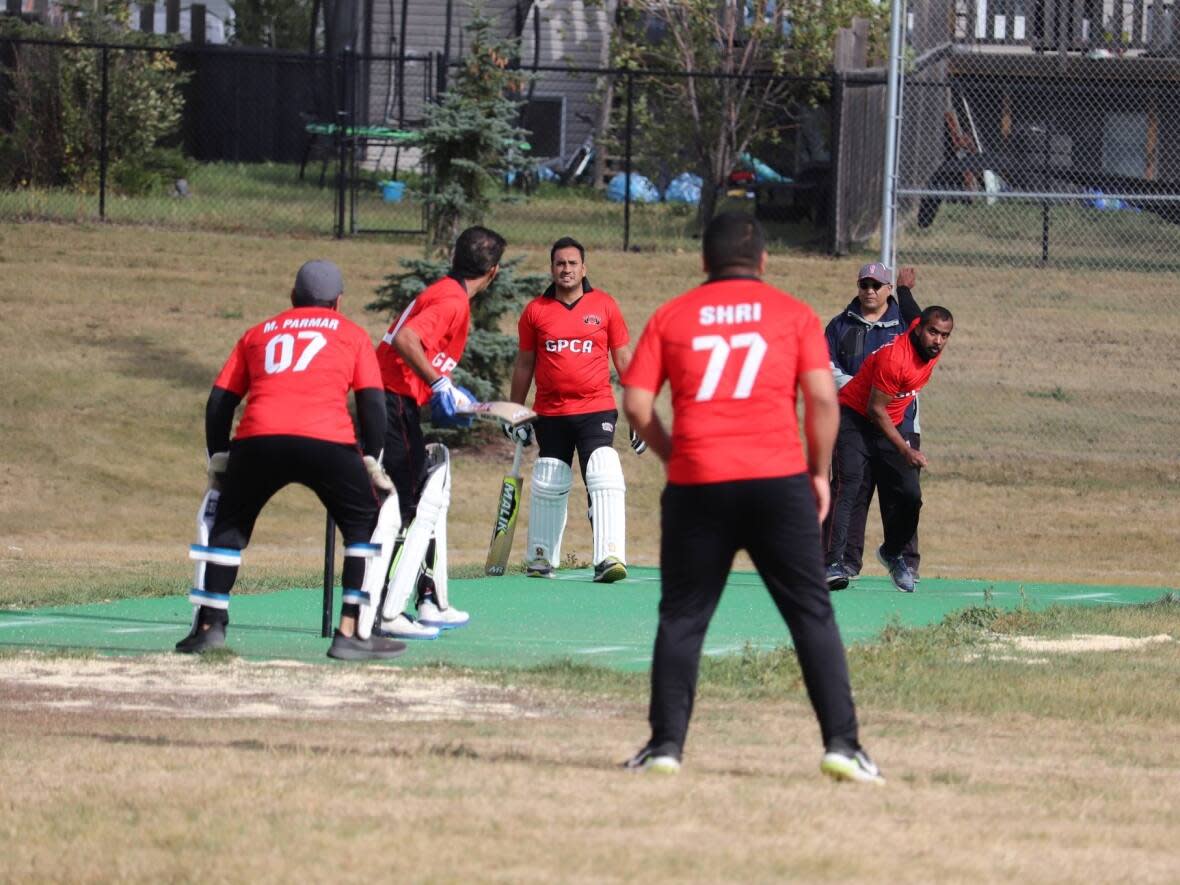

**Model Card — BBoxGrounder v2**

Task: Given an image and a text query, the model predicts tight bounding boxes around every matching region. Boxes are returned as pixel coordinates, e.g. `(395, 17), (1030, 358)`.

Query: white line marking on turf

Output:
(0, 618), (65, 630)
(1053, 593), (1115, 601)
(574, 646), (629, 655)
(108, 626), (181, 634)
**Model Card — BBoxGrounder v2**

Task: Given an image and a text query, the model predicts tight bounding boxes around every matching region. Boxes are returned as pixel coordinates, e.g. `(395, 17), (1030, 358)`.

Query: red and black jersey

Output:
(518, 288), (629, 416)
(213, 306), (382, 445)
(376, 276), (471, 406)
(839, 318), (941, 425)
(622, 277), (829, 485)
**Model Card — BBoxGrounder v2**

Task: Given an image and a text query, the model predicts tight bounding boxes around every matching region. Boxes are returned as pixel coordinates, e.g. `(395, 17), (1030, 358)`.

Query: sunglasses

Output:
(858, 279), (888, 291)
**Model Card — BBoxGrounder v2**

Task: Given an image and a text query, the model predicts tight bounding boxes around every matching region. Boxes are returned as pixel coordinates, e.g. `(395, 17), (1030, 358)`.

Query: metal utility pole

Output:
(880, 0), (905, 264)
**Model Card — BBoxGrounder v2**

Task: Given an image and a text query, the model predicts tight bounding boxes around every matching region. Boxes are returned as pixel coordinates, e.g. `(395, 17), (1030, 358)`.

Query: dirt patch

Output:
(967, 632), (1174, 663)
(0, 652), (545, 722)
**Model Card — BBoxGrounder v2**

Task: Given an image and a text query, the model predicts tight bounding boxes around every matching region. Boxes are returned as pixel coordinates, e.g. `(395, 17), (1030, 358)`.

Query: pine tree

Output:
(415, 7), (530, 250)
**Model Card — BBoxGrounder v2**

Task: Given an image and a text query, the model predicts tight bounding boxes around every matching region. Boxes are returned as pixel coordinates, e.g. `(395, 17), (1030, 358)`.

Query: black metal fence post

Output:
(322, 514), (335, 637)
(99, 45), (109, 220)
(333, 50), (349, 238)
(623, 71), (633, 252)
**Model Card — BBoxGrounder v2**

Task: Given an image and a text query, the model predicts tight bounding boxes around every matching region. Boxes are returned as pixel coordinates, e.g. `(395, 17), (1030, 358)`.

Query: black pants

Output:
(535, 408), (617, 480)
(383, 392), (428, 524)
(840, 432), (921, 576)
(825, 407), (922, 565)
(650, 475), (861, 754)
(206, 435), (379, 596)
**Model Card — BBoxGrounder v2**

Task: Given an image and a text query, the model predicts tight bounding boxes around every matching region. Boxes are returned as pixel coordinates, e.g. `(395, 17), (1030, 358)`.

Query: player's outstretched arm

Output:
(798, 368), (839, 522)
(623, 387), (670, 463)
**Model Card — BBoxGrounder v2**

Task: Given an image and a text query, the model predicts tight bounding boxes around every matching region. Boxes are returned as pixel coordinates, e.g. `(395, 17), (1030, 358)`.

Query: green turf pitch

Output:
(0, 567), (1171, 670)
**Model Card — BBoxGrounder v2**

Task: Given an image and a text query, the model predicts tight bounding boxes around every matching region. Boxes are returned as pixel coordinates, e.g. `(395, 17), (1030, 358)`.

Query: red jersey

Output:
(839, 318), (941, 425)
(622, 277), (830, 485)
(376, 276), (471, 405)
(213, 306), (382, 445)
(518, 288), (629, 416)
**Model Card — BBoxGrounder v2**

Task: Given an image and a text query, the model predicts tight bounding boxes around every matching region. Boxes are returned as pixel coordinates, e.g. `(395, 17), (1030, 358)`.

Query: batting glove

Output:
(429, 377), (476, 429)
(629, 429), (647, 455)
(503, 421), (534, 446)
(363, 454), (394, 493)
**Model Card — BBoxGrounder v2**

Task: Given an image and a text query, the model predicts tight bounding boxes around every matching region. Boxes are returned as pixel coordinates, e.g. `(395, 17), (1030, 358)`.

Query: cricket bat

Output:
(459, 400), (537, 430)
(484, 439), (525, 576)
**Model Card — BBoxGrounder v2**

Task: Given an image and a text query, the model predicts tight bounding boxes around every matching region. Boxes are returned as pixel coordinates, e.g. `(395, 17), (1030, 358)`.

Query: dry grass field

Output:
(1, 221), (1179, 883)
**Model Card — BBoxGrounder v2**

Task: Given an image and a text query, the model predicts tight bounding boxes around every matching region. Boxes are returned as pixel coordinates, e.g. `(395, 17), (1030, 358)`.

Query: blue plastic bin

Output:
(381, 180), (406, 202)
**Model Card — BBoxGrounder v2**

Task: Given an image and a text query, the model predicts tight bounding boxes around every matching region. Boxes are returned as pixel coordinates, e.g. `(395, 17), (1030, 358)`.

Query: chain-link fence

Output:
(895, 2), (1180, 271)
(888, 0), (1180, 575)
(0, 34), (837, 251)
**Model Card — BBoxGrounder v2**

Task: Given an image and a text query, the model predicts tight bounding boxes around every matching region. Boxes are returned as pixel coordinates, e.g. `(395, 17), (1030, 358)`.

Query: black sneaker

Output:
(622, 742), (681, 774)
(327, 630), (407, 661)
(825, 562), (849, 591)
(593, 556), (627, 584)
(876, 545), (916, 593)
(175, 620), (226, 654)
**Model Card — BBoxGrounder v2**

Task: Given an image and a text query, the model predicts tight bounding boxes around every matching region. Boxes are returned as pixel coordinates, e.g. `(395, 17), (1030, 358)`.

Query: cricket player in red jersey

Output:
(177, 260), (405, 661)
(621, 213), (883, 783)
(508, 236), (642, 583)
(829, 306), (953, 592)
(374, 226), (506, 638)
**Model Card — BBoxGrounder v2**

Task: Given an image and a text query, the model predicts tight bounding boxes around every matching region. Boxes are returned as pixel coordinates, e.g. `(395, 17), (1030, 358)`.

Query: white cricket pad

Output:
(380, 444), (451, 624)
(586, 446), (626, 567)
(526, 457), (571, 569)
(355, 490), (402, 640)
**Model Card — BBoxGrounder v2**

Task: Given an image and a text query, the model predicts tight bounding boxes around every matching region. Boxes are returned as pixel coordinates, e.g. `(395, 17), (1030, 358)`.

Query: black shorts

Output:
(210, 435), (379, 550)
(535, 408), (617, 477)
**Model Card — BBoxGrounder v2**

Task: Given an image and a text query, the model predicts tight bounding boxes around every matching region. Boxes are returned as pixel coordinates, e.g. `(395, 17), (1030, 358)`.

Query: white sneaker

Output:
(378, 612), (440, 640)
(820, 747), (885, 785)
(417, 597), (469, 630)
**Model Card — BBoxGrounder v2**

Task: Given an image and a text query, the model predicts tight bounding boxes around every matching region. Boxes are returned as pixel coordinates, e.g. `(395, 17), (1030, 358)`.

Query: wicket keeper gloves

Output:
(363, 454), (394, 493)
(429, 376), (476, 429)
(207, 451), (230, 490)
(629, 429), (647, 455)
(503, 421), (534, 446)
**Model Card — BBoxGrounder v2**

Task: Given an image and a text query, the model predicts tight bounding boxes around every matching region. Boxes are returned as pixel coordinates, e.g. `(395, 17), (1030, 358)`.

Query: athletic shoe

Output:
(593, 556), (627, 584)
(175, 620), (226, 654)
(876, 545), (916, 593)
(326, 630), (407, 661)
(825, 562), (849, 591)
(377, 612), (440, 640)
(525, 559), (555, 578)
(417, 594), (469, 630)
(622, 743), (681, 774)
(843, 562), (861, 581)
(821, 745), (885, 785)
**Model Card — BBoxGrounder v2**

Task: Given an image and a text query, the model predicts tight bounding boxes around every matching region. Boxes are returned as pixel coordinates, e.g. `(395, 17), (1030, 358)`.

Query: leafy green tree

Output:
(611, 0), (888, 224)
(228, 0), (316, 50)
(0, 2), (188, 193)
(411, 6), (530, 250)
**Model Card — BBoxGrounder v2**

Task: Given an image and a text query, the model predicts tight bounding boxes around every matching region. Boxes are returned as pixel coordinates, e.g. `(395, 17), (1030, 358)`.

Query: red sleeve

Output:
(352, 328), (383, 391)
(606, 296), (630, 350)
(407, 299), (464, 351)
(212, 334), (250, 396)
(796, 309), (829, 374)
(517, 301), (537, 353)
(621, 311), (664, 394)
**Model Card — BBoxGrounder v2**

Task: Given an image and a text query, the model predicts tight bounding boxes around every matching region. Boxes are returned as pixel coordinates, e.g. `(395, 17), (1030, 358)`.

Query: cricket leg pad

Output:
(586, 446), (626, 568)
(351, 490), (401, 640)
(381, 445), (450, 624)
(527, 457), (571, 570)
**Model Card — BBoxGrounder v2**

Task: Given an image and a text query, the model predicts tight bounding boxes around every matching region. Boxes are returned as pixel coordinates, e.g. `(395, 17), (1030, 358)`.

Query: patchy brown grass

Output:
(1, 651), (1178, 883)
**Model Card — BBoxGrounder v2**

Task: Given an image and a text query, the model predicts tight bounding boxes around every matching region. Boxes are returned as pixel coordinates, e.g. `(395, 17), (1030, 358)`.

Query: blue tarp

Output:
(605, 172), (661, 203)
(664, 172), (703, 204)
